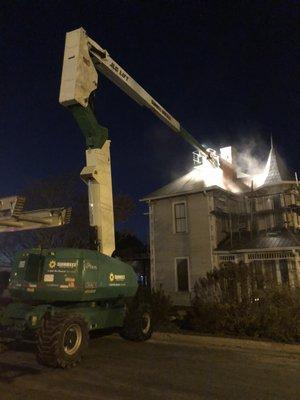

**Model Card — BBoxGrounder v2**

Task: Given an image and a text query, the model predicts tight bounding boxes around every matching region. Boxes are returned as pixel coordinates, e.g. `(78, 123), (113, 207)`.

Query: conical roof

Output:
(263, 143), (293, 186)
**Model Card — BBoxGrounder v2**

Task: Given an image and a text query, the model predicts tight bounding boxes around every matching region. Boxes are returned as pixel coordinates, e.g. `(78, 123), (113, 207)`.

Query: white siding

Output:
(150, 192), (212, 305)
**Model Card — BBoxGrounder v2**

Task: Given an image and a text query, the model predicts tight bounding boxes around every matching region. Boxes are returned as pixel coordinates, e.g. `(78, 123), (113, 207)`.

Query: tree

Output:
(114, 194), (135, 223)
(115, 231), (147, 260)
(0, 173), (136, 264)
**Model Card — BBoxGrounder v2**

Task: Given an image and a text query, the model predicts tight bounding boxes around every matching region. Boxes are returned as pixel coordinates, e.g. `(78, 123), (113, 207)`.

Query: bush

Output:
(133, 285), (174, 329)
(254, 289), (300, 342)
(188, 287), (300, 342)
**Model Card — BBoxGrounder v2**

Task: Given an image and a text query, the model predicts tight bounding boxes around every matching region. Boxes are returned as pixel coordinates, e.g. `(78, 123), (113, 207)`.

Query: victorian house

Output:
(142, 143), (299, 305)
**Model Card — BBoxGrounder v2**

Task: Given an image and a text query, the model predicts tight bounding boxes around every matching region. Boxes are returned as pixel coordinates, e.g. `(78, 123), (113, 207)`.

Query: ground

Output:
(0, 332), (300, 400)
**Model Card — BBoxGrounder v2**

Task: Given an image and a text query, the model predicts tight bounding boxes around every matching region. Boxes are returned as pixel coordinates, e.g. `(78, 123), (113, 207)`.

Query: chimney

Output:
(220, 146), (238, 167)
(219, 146), (238, 182)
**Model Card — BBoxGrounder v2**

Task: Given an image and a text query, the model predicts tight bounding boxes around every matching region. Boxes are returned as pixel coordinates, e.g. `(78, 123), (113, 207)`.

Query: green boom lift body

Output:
(0, 248), (151, 368)
(1, 248), (137, 336)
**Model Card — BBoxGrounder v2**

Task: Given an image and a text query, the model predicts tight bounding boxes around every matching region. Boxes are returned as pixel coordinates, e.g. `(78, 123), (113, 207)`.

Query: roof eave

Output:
(255, 180), (297, 190)
(140, 185), (229, 202)
(214, 246), (300, 254)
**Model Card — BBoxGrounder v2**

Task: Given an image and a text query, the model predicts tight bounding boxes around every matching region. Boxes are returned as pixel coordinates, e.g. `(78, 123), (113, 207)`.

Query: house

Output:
(141, 143), (300, 305)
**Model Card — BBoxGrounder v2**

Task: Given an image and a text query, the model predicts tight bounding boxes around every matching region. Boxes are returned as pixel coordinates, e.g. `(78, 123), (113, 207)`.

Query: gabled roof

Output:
(141, 159), (248, 201)
(141, 170), (215, 201)
(262, 143), (293, 186)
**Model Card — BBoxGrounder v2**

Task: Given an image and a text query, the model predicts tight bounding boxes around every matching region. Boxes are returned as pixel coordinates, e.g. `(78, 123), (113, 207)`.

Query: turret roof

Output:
(262, 143), (293, 186)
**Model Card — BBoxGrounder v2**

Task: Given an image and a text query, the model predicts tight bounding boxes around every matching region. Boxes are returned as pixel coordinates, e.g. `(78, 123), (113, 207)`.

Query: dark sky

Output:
(2, 1), (299, 241)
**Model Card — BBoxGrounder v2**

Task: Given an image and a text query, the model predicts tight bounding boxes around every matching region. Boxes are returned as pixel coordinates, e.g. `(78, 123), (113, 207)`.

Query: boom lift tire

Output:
(36, 311), (89, 368)
(120, 303), (153, 342)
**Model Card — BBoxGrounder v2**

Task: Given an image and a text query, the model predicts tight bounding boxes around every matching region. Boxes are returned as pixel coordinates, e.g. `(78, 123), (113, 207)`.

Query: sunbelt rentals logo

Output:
(109, 273), (126, 282)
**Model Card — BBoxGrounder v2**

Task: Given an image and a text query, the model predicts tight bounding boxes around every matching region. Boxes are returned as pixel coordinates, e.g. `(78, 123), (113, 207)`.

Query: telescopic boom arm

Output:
(59, 28), (218, 167)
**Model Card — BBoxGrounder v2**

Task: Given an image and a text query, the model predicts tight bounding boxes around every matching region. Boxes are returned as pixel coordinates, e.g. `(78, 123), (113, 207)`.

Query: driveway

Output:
(0, 332), (299, 400)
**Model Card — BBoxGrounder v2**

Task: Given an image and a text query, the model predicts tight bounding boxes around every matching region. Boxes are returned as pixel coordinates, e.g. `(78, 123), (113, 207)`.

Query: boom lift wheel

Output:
(120, 303), (153, 342)
(37, 311), (89, 368)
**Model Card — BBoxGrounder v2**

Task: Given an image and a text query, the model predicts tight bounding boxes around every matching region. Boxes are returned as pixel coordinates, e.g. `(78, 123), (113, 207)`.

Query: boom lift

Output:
(59, 27), (219, 257)
(0, 27), (217, 369)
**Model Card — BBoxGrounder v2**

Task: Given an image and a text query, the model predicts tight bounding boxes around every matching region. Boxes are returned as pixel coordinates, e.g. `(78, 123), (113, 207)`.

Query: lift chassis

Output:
(0, 248), (152, 368)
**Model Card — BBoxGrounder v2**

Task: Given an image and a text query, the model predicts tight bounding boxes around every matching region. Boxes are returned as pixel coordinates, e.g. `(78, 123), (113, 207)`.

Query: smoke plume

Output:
(235, 137), (269, 187)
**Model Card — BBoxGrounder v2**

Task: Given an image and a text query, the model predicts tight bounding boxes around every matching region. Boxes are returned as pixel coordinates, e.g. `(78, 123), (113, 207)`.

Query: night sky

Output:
(2, 1), (299, 241)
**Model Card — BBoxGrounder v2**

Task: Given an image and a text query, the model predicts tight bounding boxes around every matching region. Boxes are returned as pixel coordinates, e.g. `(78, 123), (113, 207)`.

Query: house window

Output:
(279, 259), (289, 285)
(273, 194), (284, 228)
(174, 202), (187, 233)
(273, 194), (282, 209)
(175, 258), (189, 292)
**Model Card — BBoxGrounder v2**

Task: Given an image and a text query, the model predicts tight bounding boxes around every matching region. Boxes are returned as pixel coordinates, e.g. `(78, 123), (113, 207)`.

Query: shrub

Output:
(133, 285), (174, 329)
(254, 288), (300, 342)
(188, 286), (300, 342)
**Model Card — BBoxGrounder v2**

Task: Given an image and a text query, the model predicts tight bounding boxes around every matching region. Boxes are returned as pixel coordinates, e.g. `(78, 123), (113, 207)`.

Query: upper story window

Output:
(173, 202), (188, 233)
(273, 194), (282, 209)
